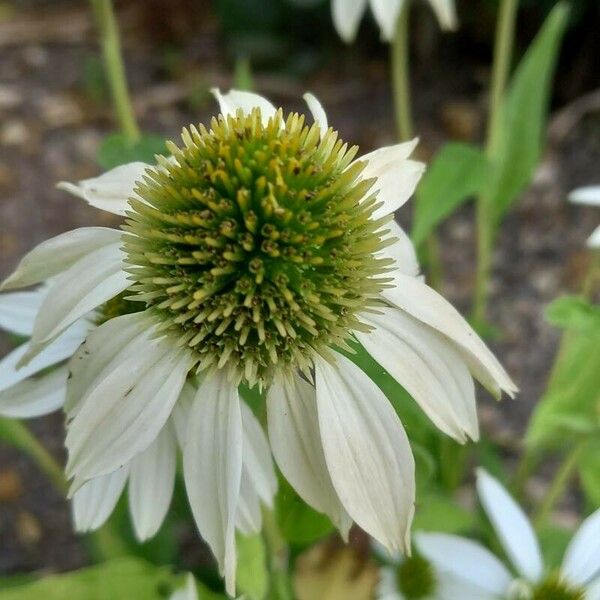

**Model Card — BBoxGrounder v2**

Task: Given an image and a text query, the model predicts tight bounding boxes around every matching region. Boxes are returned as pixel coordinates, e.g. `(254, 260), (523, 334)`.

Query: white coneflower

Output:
(1, 89), (515, 596)
(569, 186), (600, 248)
(417, 469), (600, 600)
(332, 0), (458, 43)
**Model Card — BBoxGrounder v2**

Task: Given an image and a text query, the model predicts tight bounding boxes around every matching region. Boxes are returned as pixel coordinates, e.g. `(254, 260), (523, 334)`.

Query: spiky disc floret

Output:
(123, 108), (392, 386)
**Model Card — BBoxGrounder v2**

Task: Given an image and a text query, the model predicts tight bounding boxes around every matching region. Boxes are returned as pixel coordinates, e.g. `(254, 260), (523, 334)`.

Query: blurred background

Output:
(0, 0), (598, 582)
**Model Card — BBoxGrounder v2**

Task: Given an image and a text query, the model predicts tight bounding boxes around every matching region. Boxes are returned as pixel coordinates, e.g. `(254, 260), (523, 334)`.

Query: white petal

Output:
(0, 227), (121, 291)
(331, 0), (368, 42)
(569, 186), (600, 207)
(357, 141), (425, 219)
(587, 577), (600, 600)
(128, 423), (177, 541)
(370, 0), (405, 41)
(437, 575), (501, 600)
(476, 469), (543, 582)
(267, 373), (352, 538)
(240, 402), (277, 507)
(66, 314), (190, 480)
(236, 471), (263, 535)
(377, 220), (420, 278)
(0, 319), (90, 393)
(561, 507), (600, 587)
(0, 366), (67, 418)
(416, 532), (512, 595)
(171, 381), (196, 448)
(57, 162), (150, 216)
(357, 307), (478, 442)
(170, 574), (198, 600)
(183, 372), (243, 597)
(28, 242), (129, 349)
(382, 272), (517, 399)
(427, 0), (458, 31)
(376, 567), (402, 599)
(315, 353), (415, 553)
(211, 88), (276, 126)
(0, 288), (45, 336)
(587, 225), (600, 249)
(72, 467), (128, 532)
(303, 93), (328, 132)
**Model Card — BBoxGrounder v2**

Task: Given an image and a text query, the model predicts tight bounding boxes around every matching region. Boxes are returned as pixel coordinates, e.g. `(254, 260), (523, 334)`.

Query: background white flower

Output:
(169, 573), (198, 600)
(417, 469), (600, 599)
(332, 0), (458, 43)
(569, 186), (600, 248)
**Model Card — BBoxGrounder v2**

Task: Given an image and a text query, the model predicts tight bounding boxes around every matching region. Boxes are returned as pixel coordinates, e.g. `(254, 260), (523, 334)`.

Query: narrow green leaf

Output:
(578, 440), (600, 508)
(411, 143), (491, 247)
(487, 3), (570, 223)
(236, 533), (268, 600)
(545, 295), (600, 333)
(97, 133), (166, 169)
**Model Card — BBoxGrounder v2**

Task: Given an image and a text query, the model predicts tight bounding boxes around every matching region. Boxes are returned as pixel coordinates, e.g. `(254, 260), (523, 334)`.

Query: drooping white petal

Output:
(0, 227), (121, 291)
(569, 186), (600, 207)
(57, 162), (150, 216)
(240, 402), (277, 507)
(357, 140), (425, 220)
(236, 471), (263, 535)
(416, 532), (512, 595)
(587, 225), (600, 249)
(28, 243), (129, 349)
(331, 0), (368, 42)
(561, 507), (600, 587)
(382, 271), (517, 399)
(66, 314), (191, 480)
(587, 577), (600, 600)
(183, 372), (243, 597)
(128, 422), (177, 542)
(0, 319), (90, 393)
(211, 88), (277, 126)
(267, 374), (352, 538)
(303, 93), (328, 132)
(72, 467), (128, 532)
(476, 469), (543, 583)
(370, 0), (405, 41)
(0, 288), (45, 336)
(0, 366), (67, 418)
(357, 307), (478, 442)
(315, 353), (415, 553)
(437, 575), (501, 600)
(170, 574), (199, 600)
(377, 220), (420, 279)
(171, 381), (196, 447)
(427, 0), (458, 31)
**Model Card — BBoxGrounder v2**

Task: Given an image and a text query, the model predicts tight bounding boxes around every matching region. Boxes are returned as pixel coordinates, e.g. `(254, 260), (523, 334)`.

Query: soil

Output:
(0, 0), (598, 577)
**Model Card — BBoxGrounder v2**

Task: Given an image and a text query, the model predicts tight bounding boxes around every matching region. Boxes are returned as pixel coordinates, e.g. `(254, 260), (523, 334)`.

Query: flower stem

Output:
(533, 440), (586, 529)
(90, 0), (140, 142)
(473, 0), (518, 326)
(262, 509), (293, 600)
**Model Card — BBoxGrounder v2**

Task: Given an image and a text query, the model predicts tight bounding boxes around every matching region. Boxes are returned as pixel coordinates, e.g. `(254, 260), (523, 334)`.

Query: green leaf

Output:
(275, 477), (333, 545)
(411, 143), (491, 247)
(236, 533), (268, 600)
(486, 3), (570, 223)
(0, 558), (190, 600)
(545, 295), (600, 333)
(97, 133), (166, 170)
(412, 494), (476, 534)
(538, 525), (572, 570)
(579, 440), (600, 508)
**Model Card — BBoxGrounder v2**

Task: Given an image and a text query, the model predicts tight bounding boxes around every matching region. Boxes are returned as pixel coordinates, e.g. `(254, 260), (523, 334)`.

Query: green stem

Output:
(473, 0), (518, 326)
(262, 509), (293, 600)
(91, 0), (140, 142)
(533, 441), (586, 529)
(391, 3), (413, 142)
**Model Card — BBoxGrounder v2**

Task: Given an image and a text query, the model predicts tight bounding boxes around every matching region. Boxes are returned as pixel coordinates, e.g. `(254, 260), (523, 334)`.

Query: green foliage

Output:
(537, 526), (572, 570)
(236, 534), (268, 600)
(486, 3), (570, 225)
(0, 558), (198, 600)
(275, 477), (334, 545)
(412, 494), (477, 535)
(411, 143), (491, 247)
(97, 133), (166, 170)
(578, 441), (600, 508)
(545, 296), (600, 333)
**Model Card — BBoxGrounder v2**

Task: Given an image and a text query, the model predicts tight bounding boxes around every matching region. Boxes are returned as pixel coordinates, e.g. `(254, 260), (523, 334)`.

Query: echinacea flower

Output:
(417, 469), (600, 600)
(1, 89), (515, 596)
(569, 186), (600, 248)
(332, 0), (458, 43)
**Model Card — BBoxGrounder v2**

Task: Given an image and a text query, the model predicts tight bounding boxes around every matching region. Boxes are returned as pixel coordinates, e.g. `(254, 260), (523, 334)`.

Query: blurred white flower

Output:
(569, 186), (600, 248)
(417, 469), (600, 599)
(1, 89), (514, 596)
(170, 574), (198, 600)
(332, 0), (458, 43)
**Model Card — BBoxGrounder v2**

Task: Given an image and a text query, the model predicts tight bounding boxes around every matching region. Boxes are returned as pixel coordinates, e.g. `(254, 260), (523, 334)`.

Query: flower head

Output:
(569, 186), (600, 249)
(416, 469), (600, 600)
(1, 89), (515, 597)
(332, 0), (458, 43)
